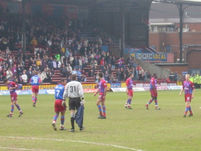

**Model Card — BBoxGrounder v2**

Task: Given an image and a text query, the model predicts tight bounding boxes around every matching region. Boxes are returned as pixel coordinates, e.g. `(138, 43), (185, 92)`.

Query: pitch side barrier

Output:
(0, 82), (182, 96)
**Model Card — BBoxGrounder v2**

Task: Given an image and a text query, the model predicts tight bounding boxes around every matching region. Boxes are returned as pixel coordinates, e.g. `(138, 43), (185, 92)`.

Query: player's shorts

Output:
(127, 89), (133, 97)
(69, 97), (81, 110)
(185, 94), (192, 102)
(150, 89), (157, 98)
(98, 94), (106, 101)
(10, 93), (17, 102)
(32, 85), (39, 94)
(54, 99), (66, 112)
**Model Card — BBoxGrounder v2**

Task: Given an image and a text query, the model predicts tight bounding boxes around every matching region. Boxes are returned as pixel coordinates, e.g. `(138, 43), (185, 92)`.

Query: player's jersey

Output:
(63, 81), (84, 98)
(98, 79), (107, 95)
(183, 80), (194, 95)
(150, 77), (157, 90)
(126, 78), (133, 90)
(30, 75), (41, 86)
(55, 84), (65, 100)
(8, 81), (17, 94)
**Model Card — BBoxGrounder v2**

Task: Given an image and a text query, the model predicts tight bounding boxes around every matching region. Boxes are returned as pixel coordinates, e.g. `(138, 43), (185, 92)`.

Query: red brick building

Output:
(149, 2), (201, 72)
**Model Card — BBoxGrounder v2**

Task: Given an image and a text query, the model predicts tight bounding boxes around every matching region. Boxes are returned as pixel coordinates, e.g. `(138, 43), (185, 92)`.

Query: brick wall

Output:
(158, 65), (189, 75)
(157, 49), (201, 75)
(149, 32), (201, 60)
(187, 50), (201, 69)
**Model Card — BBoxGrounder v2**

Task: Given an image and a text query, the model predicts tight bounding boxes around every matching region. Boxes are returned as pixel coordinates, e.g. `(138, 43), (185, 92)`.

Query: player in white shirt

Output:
(63, 74), (84, 132)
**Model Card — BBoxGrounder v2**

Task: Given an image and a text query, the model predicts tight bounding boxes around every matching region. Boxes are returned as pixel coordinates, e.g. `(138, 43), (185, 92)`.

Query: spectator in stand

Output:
(0, 12), (151, 84)
(104, 71), (110, 83)
(116, 68), (121, 82)
(66, 64), (72, 75)
(60, 64), (68, 78)
(52, 59), (57, 69)
(27, 67), (33, 81)
(21, 70), (28, 84)
(6, 68), (13, 80)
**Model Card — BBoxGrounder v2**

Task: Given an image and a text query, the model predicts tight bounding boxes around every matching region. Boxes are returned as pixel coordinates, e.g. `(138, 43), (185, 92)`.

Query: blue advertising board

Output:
(110, 83), (121, 88)
(135, 53), (167, 62)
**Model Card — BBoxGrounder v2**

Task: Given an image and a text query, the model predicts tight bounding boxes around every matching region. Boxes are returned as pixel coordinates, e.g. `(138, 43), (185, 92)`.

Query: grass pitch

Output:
(0, 90), (201, 151)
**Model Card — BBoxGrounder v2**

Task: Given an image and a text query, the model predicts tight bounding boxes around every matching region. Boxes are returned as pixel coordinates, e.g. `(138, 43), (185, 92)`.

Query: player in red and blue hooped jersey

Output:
(94, 73), (107, 119)
(146, 74), (160, 110)
(6, 79), (23, 117)
(30, 71), (41, 107)
(180, 74), (195, 117)
(52, 79), (66, 131)
(125, 73), (134, 109)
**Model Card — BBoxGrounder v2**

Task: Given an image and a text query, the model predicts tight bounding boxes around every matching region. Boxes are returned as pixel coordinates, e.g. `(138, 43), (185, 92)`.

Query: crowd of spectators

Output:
(0, 11), (149, 84)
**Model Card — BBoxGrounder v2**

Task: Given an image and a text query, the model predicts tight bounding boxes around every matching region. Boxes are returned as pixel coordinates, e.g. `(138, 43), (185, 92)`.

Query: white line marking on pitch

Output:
(0, 136), (143, 151)
(0, 146), (50, 151)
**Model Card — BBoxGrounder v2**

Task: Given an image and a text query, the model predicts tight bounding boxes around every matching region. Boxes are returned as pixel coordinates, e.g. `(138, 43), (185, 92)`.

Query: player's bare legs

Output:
(96, 96), (106, 119)
(52, 111), (66, 131)
(146, 96), (160, 110)
(125, 94), (132, 109)
(184, 101), (193, 117)
(32, 93), (38, 107)
(7, 101), (14, 117)
(7, 99), (23, 117)
(14, 100), (23, 117)
(96, 98), (102, 117)
(52, 112), (59, 131)
(101, 100), (106, 118)
(154, 97), (160, 110)
(146, 97), (153, 110)
(60, 111), (65, 130)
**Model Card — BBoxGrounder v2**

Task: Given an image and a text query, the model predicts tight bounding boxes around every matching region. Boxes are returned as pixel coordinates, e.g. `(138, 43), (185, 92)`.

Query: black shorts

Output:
(69, 97), (81, 110)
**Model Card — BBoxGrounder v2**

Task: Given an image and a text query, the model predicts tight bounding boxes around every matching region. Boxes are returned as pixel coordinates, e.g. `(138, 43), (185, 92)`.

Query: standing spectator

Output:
(21, 70), (28, 84)
(6, 68), (13, 80)
(53, 59), (57, 69)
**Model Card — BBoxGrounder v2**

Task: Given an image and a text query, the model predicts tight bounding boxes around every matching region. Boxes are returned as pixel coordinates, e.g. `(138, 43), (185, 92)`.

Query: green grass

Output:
(0, 90), (201, 151)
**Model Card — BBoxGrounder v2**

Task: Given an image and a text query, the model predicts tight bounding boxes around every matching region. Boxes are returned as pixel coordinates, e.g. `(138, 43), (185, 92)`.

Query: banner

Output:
(0, 86), (7, 91)
(110, 83), (121, 88)
(82, 83), (111, 91)
(124, 48), (142, 55)
(0, 82), (181, 96)
(23, 85), (56, 90)
(135, 53), (167, 62)
(111, 85), (181, 92)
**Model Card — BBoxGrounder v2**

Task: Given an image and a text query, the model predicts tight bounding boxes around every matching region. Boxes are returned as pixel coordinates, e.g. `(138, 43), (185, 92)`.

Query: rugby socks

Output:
(97, 105), (102, 116)
(35, 97), (37, 104)
(102, 105), (106, 117)
(53, 114), (59, 122)
(61, 115), (65, 125)
(32, 96), (37, 104)
(32, 96), (35, 103)
(127, 99), (131, 105)
(189, 106), (193, 115)
(10, 105), (14, 113)
(148, 99), (153, 105)
(184, 106), (189, 115)
(154, 100), (158, 105)
(15, 104), (21, 112)
(71, 117), (75, 129)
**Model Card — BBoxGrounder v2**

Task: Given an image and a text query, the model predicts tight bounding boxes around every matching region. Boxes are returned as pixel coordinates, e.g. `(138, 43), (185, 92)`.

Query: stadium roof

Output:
(150, 2), (201, 18)
(154, 0), (201, 5)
